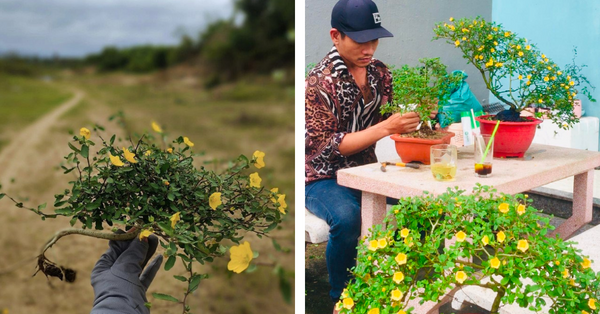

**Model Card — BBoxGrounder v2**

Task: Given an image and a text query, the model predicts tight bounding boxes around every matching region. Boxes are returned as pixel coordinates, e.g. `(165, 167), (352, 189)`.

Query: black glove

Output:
(90, 231), (163, 314)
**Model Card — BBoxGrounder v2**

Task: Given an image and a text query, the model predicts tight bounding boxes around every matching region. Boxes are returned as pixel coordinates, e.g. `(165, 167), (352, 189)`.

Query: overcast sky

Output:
(0, 0), (233, 57)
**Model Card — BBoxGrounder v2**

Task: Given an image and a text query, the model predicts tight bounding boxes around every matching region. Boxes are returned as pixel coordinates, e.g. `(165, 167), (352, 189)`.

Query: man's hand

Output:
(90, 231), (163, 314)
(383, 112), (421, 135)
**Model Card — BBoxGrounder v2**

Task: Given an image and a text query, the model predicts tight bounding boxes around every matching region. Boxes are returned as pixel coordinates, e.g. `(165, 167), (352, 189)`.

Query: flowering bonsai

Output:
(380, 57), (462, 139)
(433, 17), (596, 128)
(0, 121), (287, 313)
(337, 185), (600, 314)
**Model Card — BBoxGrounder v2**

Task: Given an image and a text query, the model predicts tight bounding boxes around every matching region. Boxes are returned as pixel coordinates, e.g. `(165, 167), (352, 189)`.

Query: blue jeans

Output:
(305, 179), (362, 302)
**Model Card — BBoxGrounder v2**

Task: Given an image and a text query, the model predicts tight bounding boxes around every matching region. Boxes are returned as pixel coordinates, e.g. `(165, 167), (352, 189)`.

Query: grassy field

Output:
(0, 67), (295, 314)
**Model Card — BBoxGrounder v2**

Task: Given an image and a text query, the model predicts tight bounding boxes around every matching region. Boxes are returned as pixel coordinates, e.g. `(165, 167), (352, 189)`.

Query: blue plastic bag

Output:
(437, 70), (483, 128)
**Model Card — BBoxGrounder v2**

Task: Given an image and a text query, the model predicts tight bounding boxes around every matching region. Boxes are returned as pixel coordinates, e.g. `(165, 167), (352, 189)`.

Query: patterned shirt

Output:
(305, 47), (393, 184)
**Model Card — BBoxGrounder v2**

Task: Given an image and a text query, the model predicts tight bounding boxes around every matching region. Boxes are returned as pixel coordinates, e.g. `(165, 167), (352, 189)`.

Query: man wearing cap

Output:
(305, 0), (421, 311)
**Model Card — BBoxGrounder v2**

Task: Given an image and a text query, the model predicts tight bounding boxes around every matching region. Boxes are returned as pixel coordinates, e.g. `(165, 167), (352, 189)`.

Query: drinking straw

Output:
(481, 120), (501, 163)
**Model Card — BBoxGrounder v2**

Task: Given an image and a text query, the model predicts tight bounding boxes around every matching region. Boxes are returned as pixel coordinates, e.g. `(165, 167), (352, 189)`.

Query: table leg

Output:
(549, 169), (594, 239)
(360, 192), (387, 238)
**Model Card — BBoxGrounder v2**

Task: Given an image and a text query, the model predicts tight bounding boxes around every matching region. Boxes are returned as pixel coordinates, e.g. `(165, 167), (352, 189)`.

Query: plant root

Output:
(34, 255), (77, 283)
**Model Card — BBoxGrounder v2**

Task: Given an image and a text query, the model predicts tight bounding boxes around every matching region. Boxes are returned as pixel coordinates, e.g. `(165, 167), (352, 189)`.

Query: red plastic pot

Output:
(476, 115), (542, 158)
(390, 132), (455, 165)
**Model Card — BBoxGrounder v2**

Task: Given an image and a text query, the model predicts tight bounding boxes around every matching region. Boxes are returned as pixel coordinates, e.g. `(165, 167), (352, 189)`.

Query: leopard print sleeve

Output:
(305, 71), (346, 183)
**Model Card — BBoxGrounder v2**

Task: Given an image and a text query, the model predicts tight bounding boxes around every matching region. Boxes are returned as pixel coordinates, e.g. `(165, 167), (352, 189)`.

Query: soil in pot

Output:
(390, 126), (455, 165)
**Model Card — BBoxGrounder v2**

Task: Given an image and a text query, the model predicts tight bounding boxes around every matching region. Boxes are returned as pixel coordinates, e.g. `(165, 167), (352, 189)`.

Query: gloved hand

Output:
(90, 230), (163, 314)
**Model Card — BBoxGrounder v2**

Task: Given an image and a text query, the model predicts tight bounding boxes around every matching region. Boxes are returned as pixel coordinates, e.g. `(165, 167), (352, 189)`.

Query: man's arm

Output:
(338, 112), (420, 156)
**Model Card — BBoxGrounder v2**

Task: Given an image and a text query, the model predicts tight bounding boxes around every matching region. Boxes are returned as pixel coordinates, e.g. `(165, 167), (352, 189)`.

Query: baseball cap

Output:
(331, 0), (393, 43)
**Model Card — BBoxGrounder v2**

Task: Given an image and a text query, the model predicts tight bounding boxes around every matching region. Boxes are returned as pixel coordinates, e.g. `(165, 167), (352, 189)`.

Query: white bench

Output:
(305, 208), (330, 243)
(451, 224), (600, 313)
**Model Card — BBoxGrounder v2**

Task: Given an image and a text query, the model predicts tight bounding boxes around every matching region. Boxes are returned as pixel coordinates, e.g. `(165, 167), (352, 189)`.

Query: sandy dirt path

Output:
(0, 89), (84, 188)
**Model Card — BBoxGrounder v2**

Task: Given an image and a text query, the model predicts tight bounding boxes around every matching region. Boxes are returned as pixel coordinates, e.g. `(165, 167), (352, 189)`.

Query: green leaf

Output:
(167, 193), (175, 201)
(68, 142), (80, 153)
(81, 145), (89, 158)
(0, 193), (4, 200)
(151, 293), (179, 303)
(278, 269), (292, 304)
(188, 274), (202, 293)
(173, 275), (187, 282)
(55, 208), (74, 215)
(164, 255), (176, 271)
(109, 135), (116, 145)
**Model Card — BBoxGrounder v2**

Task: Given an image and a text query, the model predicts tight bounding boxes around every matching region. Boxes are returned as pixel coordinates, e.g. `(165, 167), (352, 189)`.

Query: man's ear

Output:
(330, 28), (341, 45)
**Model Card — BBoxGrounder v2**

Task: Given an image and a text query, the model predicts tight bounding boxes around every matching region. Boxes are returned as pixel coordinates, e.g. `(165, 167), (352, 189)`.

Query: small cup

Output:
(474, 134), (493, 177)
(430, 144), (457, 181)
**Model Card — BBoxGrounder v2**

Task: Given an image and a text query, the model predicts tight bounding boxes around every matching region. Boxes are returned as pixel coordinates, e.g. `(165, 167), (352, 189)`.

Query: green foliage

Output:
(433, 17), (596, 127)
(200, 0), (294, 80)
(339, 185), (600, 314)
(380, 58), (462, 122)
(86, 45), (174, 73)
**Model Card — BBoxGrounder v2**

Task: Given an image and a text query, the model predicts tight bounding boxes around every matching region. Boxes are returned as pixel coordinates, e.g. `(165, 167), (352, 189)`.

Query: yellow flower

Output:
(249, 172), (261, 188)
(335, 302), (342, 311)
(395, 253), (407, 265)
(449, 25), (455, 31)
(570, 81), (575, 86)
(183, 136), (194, 147)
(490, 257), (500, 269)
(378, 238), (387, 249)
(368, 240), (379, 251)
(455, 40), (460, 47)
(487, 34), (493, 40)
(517, 239), (529, 252)
(498, 203), (509, 213)
(253, 150), (266, 169)
(80, 127), (91, 139)
(493, 41), (498, 46)
(526, 81), (531, 85)
(123, 147), (138, 163)
(276, 194), (287, 214)
(164, 180), (169, 186)
(557, 71), (563, 75)
(495, 62), (503, 67)
(462, 36), (467, 41)
(462, 28), (469, 33)
(391, 289), (403, 301)
(490, 48), (495, 53)
(151, 121), (163, 133)
(449, 17), (454, 21)
(400, 228), (410, 238)
(516, 45), (521, 49)
(404, 236), (413, 247)
(538, 99), (543, 104)
(527, 74), (532, 79)
(562, 268), (569, 278)
(582, 258), (591, 269)
(526, 45), (531, 50)
(393, 271), (405, 283)
(455, 270), (467, 284)
(139, 229), (152, 241)
(497, 231), (506, 243)
(109, 153), (124, 167)
(482, 235), (489, 246)
(589, 298), (597, 310)
(544, 76), (549, 82)
(209, 192), (222, 210)
(170, 212), (180, 228)
(555, 260), (561, 266)
(583, 311), (589, 314)
(367, 308), (380, 314)
(456, 231), (467, 242)
(485, 58), (494, 67)
(342, 297), (354, 309)
(167, 147), (173, 153)
(398, 311), (406, 314)
(504, 31), (511, 37)
(145, 150), (152, 156)
(517, 204), (526, 215)
(518, 74), (523, 80)
(227, 241), (253, 273)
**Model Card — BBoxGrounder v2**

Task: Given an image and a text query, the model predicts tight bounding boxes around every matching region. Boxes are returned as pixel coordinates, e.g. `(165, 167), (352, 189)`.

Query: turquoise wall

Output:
(492, 0), (600, 148)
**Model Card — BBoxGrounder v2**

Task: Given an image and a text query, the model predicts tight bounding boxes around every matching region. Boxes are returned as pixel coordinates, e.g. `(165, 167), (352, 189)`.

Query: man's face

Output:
(331, 29), (379, 69)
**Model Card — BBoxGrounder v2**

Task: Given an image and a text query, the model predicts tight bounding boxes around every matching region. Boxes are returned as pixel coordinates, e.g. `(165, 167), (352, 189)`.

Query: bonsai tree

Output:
(433, 16), (596, 128)
(380, 57), (463, 138)
(0, 121), (288, 313)
(337, 185), (600, 314)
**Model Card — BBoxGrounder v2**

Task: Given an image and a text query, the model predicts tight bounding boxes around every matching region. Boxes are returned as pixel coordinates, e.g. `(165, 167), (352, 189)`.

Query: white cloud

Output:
(0, 0), (234, 57)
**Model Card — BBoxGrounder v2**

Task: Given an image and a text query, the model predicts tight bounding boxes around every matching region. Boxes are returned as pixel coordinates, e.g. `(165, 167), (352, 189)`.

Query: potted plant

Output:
(380, 58), (463, 164)
(337, 185), (600, 314)
(433, 17), (596, 158)
(0, 120), (289, 313)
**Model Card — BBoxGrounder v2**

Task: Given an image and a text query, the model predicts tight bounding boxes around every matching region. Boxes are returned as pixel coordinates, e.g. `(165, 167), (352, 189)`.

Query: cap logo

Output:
(373, 12), (381, 24)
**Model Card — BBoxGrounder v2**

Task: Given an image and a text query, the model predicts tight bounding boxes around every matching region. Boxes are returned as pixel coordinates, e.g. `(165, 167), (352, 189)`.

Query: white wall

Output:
(305, 0), (493, 105)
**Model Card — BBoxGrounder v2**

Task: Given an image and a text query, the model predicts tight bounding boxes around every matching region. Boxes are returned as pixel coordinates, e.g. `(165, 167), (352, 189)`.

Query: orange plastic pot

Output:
(476, 115), (542, 158)
(390, 131), (455, 165)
